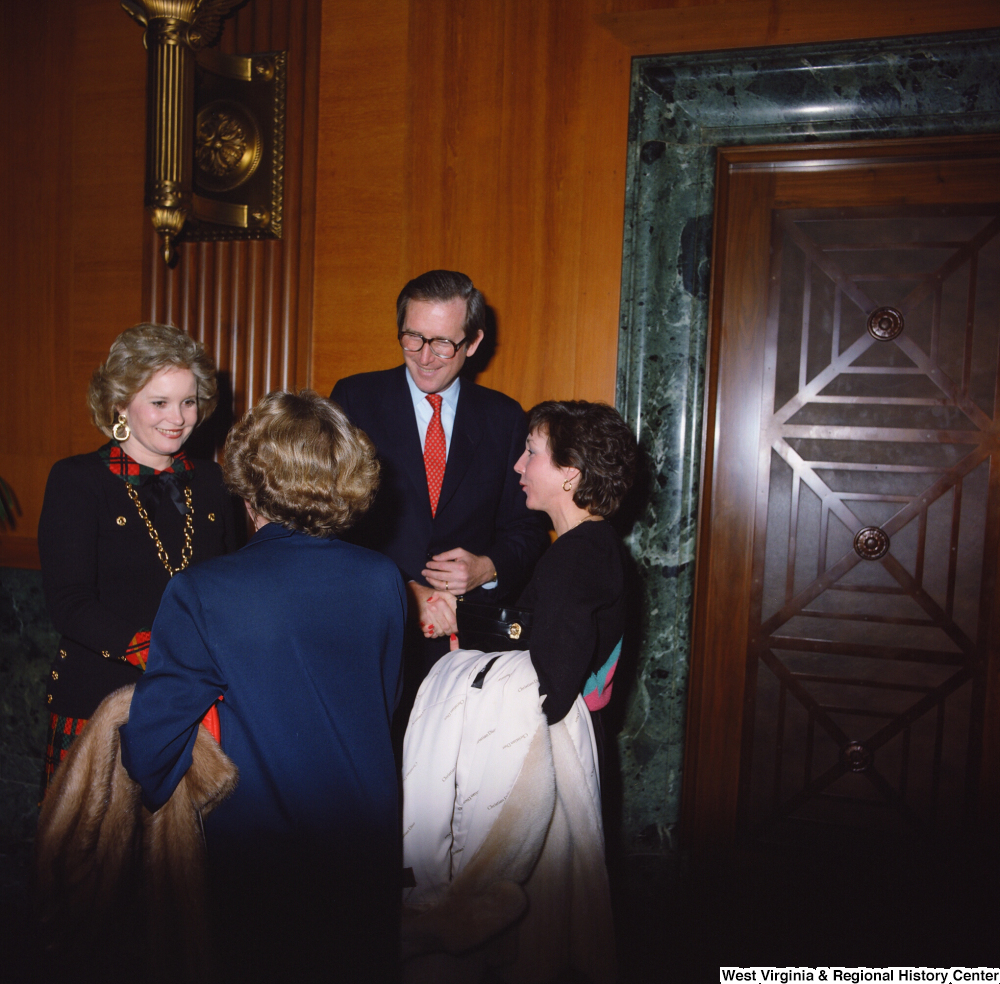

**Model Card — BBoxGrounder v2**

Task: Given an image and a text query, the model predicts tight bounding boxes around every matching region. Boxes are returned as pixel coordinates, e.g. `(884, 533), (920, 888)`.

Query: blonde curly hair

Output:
(87, 324), (218, 435)
(223, 390), (380, 538)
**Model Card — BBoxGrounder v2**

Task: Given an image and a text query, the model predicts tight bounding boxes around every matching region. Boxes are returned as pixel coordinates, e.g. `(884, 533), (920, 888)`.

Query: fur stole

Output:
(35, 685), (239, 982)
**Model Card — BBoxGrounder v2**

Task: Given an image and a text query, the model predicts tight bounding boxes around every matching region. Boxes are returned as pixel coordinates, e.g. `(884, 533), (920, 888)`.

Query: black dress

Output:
(38, 444), (241, 720)
(516, 518), (626, 727)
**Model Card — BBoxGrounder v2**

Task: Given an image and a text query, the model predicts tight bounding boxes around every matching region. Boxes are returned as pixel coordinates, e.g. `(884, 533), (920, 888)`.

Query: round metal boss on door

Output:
(867, 306), (904, 341)
(854, 526), (890, 560)
(842, 740), (873, 773)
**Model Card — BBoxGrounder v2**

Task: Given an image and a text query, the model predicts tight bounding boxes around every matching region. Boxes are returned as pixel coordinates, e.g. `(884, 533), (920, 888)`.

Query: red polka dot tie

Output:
(424, 394), (446, 517)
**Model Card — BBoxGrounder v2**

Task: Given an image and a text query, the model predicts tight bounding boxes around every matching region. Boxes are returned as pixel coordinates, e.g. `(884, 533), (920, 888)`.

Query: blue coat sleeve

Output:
(119, 572), (225, 811)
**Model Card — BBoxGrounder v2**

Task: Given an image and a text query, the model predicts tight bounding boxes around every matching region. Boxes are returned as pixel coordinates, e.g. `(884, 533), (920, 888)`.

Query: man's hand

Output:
(422, 549), (495, 596)
(408, 582), (458, 638)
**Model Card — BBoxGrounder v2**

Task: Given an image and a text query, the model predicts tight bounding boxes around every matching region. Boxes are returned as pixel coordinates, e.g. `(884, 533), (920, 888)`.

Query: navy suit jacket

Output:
(331, 366), (549, 603)
(120, 524), (406, 869)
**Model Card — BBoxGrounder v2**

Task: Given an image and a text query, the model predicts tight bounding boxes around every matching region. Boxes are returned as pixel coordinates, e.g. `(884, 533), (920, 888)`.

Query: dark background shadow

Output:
(183, 372), (237, 461)
(603, 442), (652, 862)
(460, 304), (498, 383)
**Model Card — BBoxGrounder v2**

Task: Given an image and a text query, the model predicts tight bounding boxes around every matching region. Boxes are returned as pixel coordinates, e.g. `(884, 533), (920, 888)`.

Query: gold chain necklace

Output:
(124, 481), (194, 576)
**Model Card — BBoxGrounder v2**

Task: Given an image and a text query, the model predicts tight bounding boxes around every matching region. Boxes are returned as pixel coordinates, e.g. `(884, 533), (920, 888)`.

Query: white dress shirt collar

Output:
(405, 370), (461, 456)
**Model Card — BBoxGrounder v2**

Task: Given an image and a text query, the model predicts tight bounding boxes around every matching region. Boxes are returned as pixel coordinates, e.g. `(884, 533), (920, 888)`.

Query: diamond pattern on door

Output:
(743, 205), (1000, 841)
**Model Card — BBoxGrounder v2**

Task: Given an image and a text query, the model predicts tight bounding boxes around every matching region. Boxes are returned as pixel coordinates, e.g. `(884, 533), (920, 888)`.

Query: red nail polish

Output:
(450, 634), (457, 642)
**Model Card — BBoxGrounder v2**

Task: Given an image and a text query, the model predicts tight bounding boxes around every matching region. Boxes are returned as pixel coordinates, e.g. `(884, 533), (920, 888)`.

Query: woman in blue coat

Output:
(120, 390), (406, 983)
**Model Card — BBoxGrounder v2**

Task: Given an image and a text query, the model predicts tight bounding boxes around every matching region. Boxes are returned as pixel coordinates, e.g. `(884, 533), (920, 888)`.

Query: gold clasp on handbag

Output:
(508, 622), (522, 640)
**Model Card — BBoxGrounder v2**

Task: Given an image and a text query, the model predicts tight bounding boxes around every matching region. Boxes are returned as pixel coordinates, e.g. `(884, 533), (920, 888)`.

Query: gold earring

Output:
(112, 413), (131, 442)
(563, 479), (573, 492)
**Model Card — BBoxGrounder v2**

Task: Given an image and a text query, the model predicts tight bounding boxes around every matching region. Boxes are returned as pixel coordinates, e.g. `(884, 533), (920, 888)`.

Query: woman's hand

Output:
(408, 582), (458, 638)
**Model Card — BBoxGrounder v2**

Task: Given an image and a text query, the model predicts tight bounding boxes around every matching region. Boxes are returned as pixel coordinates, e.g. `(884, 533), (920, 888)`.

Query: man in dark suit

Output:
(331, 270), (549, 676)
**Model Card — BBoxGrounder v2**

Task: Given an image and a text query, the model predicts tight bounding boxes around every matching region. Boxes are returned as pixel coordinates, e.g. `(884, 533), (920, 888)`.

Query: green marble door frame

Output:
(615, 30), (1000, 849)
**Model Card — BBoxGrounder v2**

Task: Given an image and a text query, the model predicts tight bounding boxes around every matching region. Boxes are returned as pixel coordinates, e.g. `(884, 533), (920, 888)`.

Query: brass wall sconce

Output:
(122, 1), (285, 264)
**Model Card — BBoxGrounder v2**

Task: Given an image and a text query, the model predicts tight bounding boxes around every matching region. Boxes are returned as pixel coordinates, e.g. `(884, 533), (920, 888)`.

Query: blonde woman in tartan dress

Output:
(37, 324), (240, 793)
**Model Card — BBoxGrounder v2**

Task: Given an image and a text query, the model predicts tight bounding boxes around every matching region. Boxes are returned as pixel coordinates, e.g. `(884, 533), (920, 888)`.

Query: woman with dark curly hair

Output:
(400, 401), (636, 983)
(119, 390), (407, 984)
(37, 323), (241, 792)
(512, 400), (637, 735)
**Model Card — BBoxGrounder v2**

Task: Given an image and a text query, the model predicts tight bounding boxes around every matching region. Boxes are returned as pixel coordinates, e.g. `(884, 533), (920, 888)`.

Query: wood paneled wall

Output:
(312, 0), (633, 408)
(311, 0), (1000, 411)
(3, 0), (999, 567)
(0, 1), (146, 567)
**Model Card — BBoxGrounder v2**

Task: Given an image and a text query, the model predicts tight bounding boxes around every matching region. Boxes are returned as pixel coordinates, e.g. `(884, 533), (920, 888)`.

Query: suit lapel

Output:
(382, 367), (432, 512)
(436, 380), (481, 516)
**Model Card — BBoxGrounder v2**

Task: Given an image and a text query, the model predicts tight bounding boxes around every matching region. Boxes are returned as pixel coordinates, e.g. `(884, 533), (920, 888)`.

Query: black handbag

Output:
(455, 600), (533, 652)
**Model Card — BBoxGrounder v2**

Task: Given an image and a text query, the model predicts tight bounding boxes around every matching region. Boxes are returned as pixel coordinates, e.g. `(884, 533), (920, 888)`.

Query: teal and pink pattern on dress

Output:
(583, 637), (621, 712)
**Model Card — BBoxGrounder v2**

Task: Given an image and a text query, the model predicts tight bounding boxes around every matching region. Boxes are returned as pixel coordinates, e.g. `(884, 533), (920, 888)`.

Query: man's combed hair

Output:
(224, 390), (380, 538)
(527, 401), (638, 518)
(396, 270), (486, 341)
(87, 323), (218, 435)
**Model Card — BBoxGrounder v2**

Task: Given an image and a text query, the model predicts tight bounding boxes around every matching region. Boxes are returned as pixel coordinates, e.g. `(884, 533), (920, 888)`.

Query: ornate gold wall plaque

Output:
(185, 49), (285, 242)
(122, 1), (285, 262)
(195, 102), (261, 192)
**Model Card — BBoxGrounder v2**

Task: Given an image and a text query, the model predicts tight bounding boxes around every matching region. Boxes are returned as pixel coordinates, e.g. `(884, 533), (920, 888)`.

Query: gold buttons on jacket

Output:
(208, 512), (216, 522)
(102, 650), (110, 659)
(116, 516), (127, 526)
(59, 649), (67, 659)
(47, 694), (53, 704)
(52, 670), (59, 681)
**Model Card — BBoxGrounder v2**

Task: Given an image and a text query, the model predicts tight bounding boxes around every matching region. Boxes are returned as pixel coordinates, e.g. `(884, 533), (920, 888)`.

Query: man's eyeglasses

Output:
(398, 330), (470, 360)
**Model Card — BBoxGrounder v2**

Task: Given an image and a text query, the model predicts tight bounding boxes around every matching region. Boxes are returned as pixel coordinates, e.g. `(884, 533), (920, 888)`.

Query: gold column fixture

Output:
(122, 1), (245, 264)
